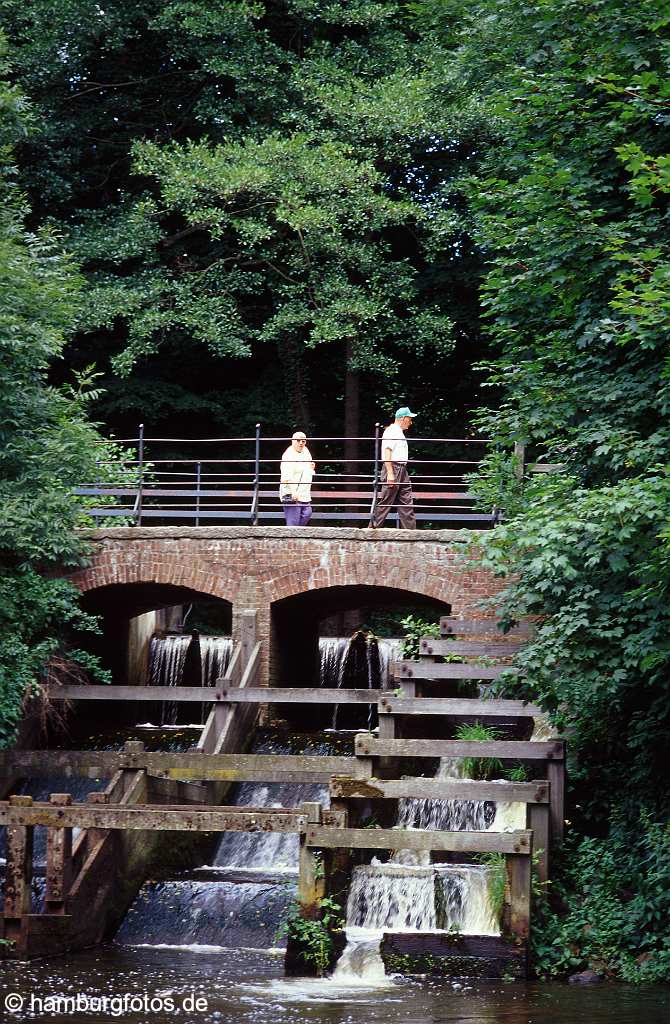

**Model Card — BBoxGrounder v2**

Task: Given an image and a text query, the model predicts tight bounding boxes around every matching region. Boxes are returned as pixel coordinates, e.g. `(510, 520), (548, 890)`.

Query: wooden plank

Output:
(46, 685), (235, 702)
(155, 768), (346, 784)
(205, 687), (383, 704)
(305, 826), (532, 854)
(0, 802), (308, 833)
(391, 662), (518, 680)
(45, 685), (385, 704)
(0, 751), (372, 780)
(378, 697), (543, 718)
(419, 639), (523, 657)
(330, 776), (549, 804)
(355, 735), (565, 762)
(440, 617), (534, 638)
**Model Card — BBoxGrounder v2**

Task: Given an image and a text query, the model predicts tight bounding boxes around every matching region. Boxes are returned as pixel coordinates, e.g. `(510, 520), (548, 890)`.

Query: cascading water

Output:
(199, 635), (233, 687)
(148, 634), (190, 725)
(147, 633), (232, 724)
(116, 731), (334, 951)
(319, 635), (403, 730)
(333, 753), (527, 981)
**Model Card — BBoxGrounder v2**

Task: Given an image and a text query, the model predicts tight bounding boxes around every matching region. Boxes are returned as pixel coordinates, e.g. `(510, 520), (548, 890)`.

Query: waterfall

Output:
(435, 864), (499, 935)
(117, 731), (333, 951)
(333, 756), (515, 980)
(397, 758), (496, 833)
(148, 634), (190, 725)
(377, 638), (404, 689)
(147, 633), (232, 725)
(319, 635), (402, 730)
(200, 635), (233, 687)
(345, 864), (436, 932)
(319, 636), (402, 692)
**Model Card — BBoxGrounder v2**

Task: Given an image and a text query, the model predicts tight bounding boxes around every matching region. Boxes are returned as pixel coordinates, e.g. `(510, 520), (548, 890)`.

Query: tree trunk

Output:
(344, 339), (360, 482)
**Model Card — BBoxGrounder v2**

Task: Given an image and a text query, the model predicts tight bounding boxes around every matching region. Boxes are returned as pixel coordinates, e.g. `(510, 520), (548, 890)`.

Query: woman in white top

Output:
(280, 431), (315, 526)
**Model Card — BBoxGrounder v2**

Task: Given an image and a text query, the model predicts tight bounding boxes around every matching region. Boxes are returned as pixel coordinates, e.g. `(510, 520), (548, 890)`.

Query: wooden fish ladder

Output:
(0, 615), (565, 976)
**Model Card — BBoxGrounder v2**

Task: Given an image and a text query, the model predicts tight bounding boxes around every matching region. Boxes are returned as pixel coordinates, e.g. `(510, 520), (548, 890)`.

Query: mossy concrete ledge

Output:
(381, 932), (527, 979)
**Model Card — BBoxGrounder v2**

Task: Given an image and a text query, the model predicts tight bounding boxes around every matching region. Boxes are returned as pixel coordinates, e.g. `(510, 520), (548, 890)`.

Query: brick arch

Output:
(264, 564), (463, 612)
(69, 558), (237, 604)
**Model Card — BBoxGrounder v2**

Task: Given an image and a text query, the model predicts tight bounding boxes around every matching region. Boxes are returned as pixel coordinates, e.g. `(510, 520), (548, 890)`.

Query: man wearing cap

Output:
(370, 407), (417, 529)
(280, 431), (316, 526)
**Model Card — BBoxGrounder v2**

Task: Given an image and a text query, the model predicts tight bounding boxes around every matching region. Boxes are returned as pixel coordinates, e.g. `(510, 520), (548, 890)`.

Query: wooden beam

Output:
(0, 802), (309, 833)
(391, 662), (517, 680)
(305, 826), (532, 854)
(44, 685), (384, 704)
(378, 697), (543, 718)
(46, 685), (233, 703)
(440, 617), (534, 638)
(355, 735), (565, 762)
(0, 750), (373, 781)
(329, 776), (549, 804)
(419, 639), (523, 657)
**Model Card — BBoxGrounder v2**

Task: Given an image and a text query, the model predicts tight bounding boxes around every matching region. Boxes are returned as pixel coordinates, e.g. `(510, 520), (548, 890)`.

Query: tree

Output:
(1, 1), (482, 440)
(413, 0), (670, 979)
(0, 38), (115, 745)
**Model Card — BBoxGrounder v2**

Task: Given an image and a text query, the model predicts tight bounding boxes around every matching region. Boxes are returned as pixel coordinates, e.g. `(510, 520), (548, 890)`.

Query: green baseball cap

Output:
(395, 406), (418, 418)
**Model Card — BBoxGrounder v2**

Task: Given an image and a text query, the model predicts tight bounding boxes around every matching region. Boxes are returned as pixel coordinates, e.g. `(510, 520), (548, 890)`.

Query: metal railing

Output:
(76, 425), (497, 527)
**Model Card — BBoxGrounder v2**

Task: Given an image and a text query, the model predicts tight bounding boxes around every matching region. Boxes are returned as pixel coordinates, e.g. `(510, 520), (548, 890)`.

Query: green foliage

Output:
(532, 818), (670, 982)
(400, 615), (439, 660)
(474, 852), (506, 920)
(454, 722), (503, 780)
(0, 0), (473, 435)
(281, 896), (344, 976)
(411, 0), (670, 980)
(0, 44), (117, 745)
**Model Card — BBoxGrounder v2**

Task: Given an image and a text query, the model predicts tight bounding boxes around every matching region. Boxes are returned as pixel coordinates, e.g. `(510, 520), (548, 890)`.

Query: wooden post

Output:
(86, 791), (110, 847)
(377, 714), (395, 740)
(45, 794), (73, 914)
(298, 802), (325, 915)
(4, 795), (34, 937)
(547, 751), (565, 844)
(527, 802), (550, 883)
(505, 850), (532, 941)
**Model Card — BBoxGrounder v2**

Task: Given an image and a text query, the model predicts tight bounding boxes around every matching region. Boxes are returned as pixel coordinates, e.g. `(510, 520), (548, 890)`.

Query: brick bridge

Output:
(70, 526), (505, 686)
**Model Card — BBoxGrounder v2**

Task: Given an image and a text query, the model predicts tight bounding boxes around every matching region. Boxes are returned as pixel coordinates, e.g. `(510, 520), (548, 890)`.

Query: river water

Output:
(1, 946), (667, 1023)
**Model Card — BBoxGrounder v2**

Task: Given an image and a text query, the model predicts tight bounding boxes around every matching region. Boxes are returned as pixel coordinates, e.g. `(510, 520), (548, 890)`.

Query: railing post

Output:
(252, 422), (261, 525)
(195, 461), (201, 527)
(368, 422), (381, 525)
(136, 423), (145, 526)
